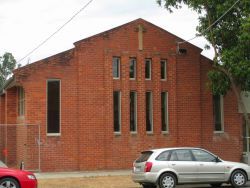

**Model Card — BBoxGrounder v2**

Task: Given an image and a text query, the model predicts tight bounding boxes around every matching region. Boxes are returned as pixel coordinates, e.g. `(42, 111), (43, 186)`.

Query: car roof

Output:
(144, 147), (203, 153)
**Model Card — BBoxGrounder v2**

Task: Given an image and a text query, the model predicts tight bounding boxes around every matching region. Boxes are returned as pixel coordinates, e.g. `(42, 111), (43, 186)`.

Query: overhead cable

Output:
(18, 0), (94, 63)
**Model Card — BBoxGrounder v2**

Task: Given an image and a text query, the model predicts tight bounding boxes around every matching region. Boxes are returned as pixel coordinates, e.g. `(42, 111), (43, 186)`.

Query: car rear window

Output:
(135, 151), (153, 163)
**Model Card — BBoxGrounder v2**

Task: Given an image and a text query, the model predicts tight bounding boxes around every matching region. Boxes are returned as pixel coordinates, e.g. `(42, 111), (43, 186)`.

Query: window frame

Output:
(113, 57), (120, 79)
(145, 59), (152, 80)
(17, 87), (25, 117)
(113, 91), (121, 134)
(213, 95), (224, 133)
(46, 79), (61, 136)
(160, 59), (167, 80)
(191, 149), (218, 162)
(169, 149), (194, 162)
(129, 58), (136, 80)
(161, 92), (169, 133)
(146, 91), (153, 133)
(130, 91), (137, 133)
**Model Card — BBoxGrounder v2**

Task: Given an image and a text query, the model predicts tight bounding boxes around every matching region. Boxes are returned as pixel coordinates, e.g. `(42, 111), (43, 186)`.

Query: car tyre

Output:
(230, 170), (247, 187)
(159, 173), (176, 188)
(142, 183), (157, 188)
(210, 183), (222, 187)
(0, 177), (20, 188)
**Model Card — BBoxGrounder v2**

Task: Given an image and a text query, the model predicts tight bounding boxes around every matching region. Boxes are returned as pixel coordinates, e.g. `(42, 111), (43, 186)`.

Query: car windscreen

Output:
(135, 151), (153, 163)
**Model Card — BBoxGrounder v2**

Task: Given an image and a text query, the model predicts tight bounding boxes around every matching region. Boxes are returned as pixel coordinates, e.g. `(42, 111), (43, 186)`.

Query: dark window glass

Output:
(161, 92), (168, 132)
(136, 151), (153, 163)
(156, 151), (170, 161)
(145, 59), (151, 79)
(129, 58), (136, 79)
(213, 95), (223, 131)
(130, 91), (137, 132)
(113, 91), (121, 132)
(161, 60), (167, 80)
(170, 150), (193, 161)
(18, 87), (25, 116)
(192, 149), (216, 162)
(113, 57), (120, 78)
(146, 91), (153, 132)
(47, 80), (60, 134)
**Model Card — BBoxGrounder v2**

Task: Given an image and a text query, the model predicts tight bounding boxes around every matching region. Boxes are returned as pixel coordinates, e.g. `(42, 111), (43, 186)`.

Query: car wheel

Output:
(210, 183), (222, 187)
(159, 173), (176, 188)
(231, 170), (247, 187)
(0, 177), (20, 188)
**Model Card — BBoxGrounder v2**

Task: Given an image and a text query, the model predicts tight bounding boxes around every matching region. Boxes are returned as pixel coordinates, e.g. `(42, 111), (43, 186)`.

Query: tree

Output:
(157, 0), (250, 128)
(0, 52), (17, 89)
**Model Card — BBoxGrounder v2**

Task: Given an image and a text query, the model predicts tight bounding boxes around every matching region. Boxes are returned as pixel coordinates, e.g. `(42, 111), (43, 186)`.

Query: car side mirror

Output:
(215, 156), (221, 163)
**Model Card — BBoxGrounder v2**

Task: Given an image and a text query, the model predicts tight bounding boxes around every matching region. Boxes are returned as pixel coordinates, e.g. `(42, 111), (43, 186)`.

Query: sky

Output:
(0, 0), (214, 65)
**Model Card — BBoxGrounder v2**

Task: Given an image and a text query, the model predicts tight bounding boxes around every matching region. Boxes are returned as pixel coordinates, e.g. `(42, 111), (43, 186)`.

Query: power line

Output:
(178, 0), (241, 45)
(18, 0), (94, 63)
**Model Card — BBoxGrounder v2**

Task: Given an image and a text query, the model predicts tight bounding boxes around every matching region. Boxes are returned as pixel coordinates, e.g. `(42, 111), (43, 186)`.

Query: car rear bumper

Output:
(131, 172), (158, 184)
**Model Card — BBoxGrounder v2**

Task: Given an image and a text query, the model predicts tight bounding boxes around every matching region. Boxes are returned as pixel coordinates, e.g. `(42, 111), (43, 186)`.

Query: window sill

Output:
(114, 132), (121, 136)
(47, 133), (61, 137)
(130, 131), (137, 135)
(17, 116), (25, 120)
(129, 78), (136, 81)
(113, 77), (120, 80)
(161, 131), (169, 135)
(161, 79), (167, 81)
(147, 131), (153, 135)
(214, 131), (224, 135)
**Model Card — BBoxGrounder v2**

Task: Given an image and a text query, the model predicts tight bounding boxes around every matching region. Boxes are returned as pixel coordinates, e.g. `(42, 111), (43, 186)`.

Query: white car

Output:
(132, 147), (250, 188)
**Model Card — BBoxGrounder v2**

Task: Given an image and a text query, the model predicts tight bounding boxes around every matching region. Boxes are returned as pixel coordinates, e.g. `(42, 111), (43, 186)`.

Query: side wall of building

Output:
(15, 51), (80, 171)
(200, 56), (243, 161)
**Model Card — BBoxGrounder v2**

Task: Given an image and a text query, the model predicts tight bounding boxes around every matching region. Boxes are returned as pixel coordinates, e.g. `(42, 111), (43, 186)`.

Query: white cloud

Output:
(0, 0), (213, 64)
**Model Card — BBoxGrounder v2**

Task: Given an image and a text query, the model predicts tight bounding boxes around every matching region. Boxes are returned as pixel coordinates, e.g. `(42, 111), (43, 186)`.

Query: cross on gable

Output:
(135, 24), (146, 51)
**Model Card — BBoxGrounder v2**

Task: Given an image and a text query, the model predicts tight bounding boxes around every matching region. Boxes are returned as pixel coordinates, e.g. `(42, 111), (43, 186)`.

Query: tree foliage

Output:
(157, 0), (250, 123)
(0, 52), (17, 89)
(157, 0), (250, 94)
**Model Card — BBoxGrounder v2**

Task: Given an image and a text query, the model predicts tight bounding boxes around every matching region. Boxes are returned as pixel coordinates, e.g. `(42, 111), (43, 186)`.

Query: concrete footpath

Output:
(34, 170), (250, 187)
(35, 170), (131, 179)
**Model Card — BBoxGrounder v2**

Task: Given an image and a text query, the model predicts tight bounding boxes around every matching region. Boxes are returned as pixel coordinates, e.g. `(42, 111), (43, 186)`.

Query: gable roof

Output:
(10, 18), (205, 77)
(74, 18), (203, 52)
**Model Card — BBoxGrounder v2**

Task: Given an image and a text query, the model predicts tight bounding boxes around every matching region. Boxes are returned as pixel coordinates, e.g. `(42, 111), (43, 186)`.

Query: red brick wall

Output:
(6, 19), (243, 172)
(200, 56), (243, 161)
(15, 50), (79, 171)
(0, 95), (5, 124)
(5, 88), (17, 167)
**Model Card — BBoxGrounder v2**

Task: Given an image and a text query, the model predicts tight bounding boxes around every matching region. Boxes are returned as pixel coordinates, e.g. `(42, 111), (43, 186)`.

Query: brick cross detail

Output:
(136, 24), (146, 51)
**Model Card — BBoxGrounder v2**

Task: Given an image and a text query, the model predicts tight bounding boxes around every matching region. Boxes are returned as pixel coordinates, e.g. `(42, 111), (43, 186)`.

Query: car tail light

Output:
(144, 162), (153, 172)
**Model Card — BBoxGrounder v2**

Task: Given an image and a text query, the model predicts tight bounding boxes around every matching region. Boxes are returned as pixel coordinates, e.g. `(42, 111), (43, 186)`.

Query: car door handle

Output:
(199, 164), (204, 166)
(171, 164), (176, 166)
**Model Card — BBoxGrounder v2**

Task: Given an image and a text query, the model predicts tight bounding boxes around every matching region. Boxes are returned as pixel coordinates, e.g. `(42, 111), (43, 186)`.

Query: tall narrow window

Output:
(113, 91), (121, 133)
(47, 80), (60, 135)
(145, 59), (151, 80)
(213, 95), (224, 132)
(160, 60), (167, 80)
(18, 87), (25, 116)
(146, 91), (153, 132)
(113, 57), (120, 79)
(130, 91), (137, 132)
(161, 92), (168, 132)
(129, 58), (136, 79)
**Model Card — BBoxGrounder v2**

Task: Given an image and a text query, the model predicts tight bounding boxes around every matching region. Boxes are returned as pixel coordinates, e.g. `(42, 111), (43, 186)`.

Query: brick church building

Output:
(0, 18), (247, 172)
